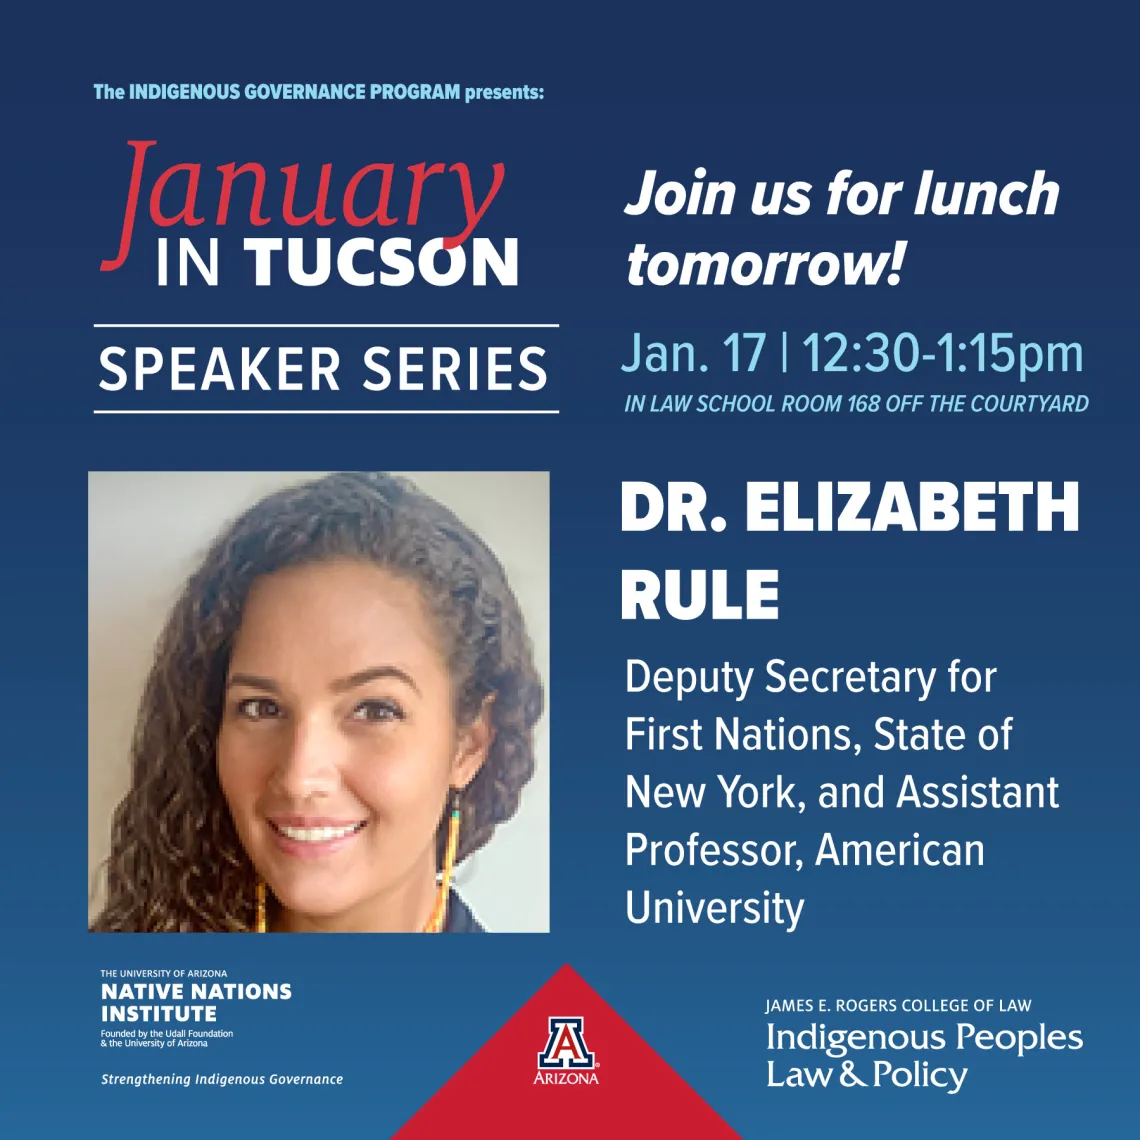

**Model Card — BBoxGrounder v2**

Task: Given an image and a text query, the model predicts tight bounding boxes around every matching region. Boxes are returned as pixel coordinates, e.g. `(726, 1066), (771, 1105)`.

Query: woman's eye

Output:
(350, 699), (403, 723)
(236, 697), (281, 720)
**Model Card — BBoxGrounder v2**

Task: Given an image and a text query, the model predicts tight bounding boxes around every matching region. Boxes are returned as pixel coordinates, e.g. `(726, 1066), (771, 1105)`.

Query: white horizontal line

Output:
(93, 408), (560, 416)
(93, 323), (561, 329)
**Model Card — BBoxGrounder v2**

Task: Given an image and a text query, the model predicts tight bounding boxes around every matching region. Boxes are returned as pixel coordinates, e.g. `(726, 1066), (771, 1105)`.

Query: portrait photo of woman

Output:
(88, 471), (548, 934)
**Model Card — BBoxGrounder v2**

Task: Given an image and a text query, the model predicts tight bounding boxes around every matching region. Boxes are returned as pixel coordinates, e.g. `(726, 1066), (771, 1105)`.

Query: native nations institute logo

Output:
(535, 1016), (600, 1085)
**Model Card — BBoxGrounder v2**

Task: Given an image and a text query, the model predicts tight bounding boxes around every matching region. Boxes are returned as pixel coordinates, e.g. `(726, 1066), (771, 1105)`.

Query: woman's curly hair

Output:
(92, 472), (544, 932)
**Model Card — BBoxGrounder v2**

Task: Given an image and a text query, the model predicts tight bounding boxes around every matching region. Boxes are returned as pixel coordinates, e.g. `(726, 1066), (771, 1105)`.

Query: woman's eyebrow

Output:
(332, 665), (422, 697)
(227, 673), (281, 693)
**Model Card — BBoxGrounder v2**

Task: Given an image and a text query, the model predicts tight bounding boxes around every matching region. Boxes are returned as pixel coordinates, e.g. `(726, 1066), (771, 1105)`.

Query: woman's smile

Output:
(267, 817), (369, 858)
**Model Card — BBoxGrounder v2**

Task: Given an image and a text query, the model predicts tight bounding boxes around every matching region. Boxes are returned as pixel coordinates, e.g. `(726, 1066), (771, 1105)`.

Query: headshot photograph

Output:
(88, 471), (549, 934)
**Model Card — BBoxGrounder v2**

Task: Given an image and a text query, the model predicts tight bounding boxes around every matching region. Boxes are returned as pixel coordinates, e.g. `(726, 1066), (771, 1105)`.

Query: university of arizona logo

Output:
(539, 1016), (594, 1068)
(534, 1016), (599, 1084)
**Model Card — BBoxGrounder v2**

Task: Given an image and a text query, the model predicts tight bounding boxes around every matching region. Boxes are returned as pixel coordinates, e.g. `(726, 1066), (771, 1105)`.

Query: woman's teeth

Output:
(275, 823), (362, 842)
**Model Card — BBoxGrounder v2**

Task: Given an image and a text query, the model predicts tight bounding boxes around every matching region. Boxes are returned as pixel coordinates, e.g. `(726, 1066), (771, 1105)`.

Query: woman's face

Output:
(216, 560), (489, 931)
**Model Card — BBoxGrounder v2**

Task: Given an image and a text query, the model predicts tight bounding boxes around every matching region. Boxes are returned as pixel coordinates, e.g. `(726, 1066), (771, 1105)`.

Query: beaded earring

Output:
(423, 791), (462, 934)
(255, 879), (267, 934)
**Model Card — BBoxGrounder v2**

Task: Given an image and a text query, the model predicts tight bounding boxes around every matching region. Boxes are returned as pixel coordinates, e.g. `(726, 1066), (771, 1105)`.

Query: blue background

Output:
(2, 6), (1136, 1136)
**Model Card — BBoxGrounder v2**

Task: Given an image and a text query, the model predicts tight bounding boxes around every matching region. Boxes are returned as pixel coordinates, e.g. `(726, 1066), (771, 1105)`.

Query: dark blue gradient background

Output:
(2, 9), (1136, 1137)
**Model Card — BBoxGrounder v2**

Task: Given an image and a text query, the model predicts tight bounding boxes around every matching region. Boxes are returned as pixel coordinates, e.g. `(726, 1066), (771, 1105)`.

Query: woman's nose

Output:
(270, 716), (341, 799)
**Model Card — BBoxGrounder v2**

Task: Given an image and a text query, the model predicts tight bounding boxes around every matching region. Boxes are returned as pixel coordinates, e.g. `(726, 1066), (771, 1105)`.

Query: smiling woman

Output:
(89, 471), (548, 933)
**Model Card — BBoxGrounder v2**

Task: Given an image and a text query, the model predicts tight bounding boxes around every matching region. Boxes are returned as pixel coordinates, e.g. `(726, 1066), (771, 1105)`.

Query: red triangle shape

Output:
(395, 963), (741, 1138)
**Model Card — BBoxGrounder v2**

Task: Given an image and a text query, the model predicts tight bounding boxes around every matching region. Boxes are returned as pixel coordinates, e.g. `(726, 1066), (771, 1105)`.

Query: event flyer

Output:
(3, 10), (1136, 1138)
